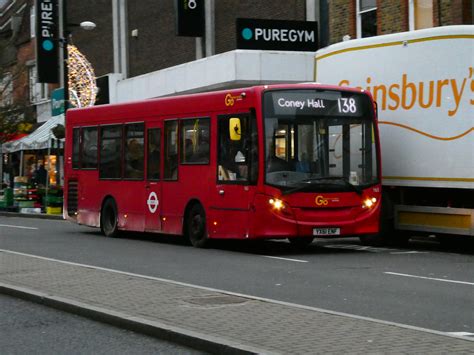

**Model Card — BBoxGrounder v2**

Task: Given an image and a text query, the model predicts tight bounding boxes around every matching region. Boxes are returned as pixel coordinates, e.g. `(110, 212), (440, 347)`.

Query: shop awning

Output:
(1, 114), (64, 153)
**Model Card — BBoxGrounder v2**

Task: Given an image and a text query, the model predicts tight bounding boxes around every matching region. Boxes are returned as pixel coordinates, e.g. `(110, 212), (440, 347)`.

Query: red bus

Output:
(64, 83), (381, 247)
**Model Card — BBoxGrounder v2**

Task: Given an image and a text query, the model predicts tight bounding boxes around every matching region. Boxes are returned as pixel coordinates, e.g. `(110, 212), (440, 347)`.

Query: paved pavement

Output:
(1, 247), (473, 354)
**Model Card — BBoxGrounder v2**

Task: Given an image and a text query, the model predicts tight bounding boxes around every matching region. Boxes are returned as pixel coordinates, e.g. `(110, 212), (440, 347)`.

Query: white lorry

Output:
(315, 26), (473, 243)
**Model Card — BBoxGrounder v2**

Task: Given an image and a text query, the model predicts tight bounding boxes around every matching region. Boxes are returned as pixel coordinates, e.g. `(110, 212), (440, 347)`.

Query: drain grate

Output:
(184, 294), (249, 306)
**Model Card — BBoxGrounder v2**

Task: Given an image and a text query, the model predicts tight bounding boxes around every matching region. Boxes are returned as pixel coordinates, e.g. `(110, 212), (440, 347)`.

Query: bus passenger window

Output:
(147, 128), (161, 180)
(81, 127), (98, 169)
(164, 120), (178, 180)
(99, 125), (122, 179)
(180, 118), (210, 164)
(124, 123), (144, 179)
(72, 128), (80, 169)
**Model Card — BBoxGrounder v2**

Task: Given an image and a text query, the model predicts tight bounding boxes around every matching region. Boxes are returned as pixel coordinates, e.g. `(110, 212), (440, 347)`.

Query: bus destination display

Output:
(266, 90), (366, 117)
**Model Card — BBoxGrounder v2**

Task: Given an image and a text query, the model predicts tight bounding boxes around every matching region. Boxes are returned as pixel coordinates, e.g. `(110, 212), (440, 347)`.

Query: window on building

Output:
(357, 0), (377, 38)
(124, 123), (144, 179)
(28, 65), (48, 103)
(0, 73), (13, 107)
(180, 118), (210, 164)
(81, 127), (98, 169)
(164, 120), (178, 180)
(99, 125), (123, 179)
(409, 0), (434, 30)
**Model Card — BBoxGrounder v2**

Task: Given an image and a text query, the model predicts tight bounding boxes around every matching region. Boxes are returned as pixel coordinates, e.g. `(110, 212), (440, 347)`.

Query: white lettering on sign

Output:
(147, 192), (159, 214)
(254, 28), (315, 43)
(39, 0), (55, 38)
(277, 98), (326, 110)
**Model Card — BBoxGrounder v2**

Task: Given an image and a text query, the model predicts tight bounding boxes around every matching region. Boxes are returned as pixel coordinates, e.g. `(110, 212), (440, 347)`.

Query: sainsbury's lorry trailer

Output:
(315, 26), (473, 242)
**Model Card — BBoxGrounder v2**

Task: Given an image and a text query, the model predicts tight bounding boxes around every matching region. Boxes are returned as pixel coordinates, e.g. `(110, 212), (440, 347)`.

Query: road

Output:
(1, 215), (473, 340)
(0, 294), (205, 354)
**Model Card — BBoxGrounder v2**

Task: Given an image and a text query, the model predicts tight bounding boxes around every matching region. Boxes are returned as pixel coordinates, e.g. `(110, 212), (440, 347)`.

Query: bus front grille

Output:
(67, 180), (78, 217)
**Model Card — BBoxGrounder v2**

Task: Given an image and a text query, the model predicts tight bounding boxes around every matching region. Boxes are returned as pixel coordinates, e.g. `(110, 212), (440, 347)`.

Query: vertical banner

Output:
(175, 0), (205, 37)
(36, 0), (59, 83)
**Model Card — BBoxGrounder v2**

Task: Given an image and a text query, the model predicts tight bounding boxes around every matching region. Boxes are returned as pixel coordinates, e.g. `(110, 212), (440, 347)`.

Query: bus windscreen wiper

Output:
(282, 176), (362, 195)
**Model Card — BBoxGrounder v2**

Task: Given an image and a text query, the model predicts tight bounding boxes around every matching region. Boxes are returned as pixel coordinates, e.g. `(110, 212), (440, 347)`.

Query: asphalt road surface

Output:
(1, 215), (473, 341)
(0, 294), (206, 354)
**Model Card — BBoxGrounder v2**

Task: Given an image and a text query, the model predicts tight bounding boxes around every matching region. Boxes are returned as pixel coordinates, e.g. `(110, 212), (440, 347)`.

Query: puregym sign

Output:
(237, 18), (318, 52)
(36, 0), (59, 83)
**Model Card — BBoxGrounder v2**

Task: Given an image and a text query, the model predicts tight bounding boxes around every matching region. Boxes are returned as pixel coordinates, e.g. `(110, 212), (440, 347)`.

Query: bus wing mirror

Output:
(229, 118), (241, 141)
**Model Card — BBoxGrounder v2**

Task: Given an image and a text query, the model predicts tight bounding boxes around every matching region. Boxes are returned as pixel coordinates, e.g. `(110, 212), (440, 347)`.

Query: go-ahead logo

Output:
(237, 18), (318, 52)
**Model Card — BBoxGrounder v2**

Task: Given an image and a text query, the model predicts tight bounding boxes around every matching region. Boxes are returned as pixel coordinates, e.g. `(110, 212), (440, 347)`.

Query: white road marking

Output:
(1, 249), (471, 342)
(385, 272), (474, 286)
(446, 332), (474, 337)
(390, 251), (429, 255)
(0, 224), (38, 230)
(324, 244), (398, 253)
(262, 255), (308, 263)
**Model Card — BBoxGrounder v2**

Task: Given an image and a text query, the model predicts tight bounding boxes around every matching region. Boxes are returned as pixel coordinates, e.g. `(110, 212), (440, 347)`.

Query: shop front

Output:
(1, 115), (64, 214)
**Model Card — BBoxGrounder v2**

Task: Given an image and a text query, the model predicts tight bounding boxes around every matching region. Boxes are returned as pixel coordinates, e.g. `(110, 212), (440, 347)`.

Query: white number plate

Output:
(313, 228), (340, 236)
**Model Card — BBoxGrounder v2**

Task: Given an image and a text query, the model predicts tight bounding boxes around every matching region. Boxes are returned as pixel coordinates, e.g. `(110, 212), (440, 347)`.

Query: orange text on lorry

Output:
(64, 84), (382, 248)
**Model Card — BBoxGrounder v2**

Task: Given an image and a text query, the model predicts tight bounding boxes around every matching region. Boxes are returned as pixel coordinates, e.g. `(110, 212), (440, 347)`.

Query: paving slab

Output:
(0, 250), (473, 354)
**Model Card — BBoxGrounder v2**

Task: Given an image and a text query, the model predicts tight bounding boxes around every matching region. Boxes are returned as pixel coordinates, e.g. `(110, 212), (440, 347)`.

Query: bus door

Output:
(212, 113), (258, 238)
(144, 125), (162, 232)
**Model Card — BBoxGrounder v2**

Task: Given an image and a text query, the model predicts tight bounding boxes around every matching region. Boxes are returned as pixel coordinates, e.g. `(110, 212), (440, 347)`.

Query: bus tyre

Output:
(101, 198), (119, 238)
(186, 204), (209, 248)
(289, 236), (314, 248)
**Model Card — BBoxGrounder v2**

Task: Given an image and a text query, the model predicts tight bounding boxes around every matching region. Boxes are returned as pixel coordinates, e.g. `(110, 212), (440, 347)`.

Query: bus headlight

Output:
(269, 198), (293, 217)
(362, 197), (377, 209)
(269, 198), (284, 210)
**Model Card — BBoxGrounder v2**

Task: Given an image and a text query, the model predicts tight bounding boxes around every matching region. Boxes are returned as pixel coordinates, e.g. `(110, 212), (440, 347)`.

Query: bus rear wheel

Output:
(101, 198), (119, 238)
(289, 236), (314, 248)
(186, 204), (209, 248)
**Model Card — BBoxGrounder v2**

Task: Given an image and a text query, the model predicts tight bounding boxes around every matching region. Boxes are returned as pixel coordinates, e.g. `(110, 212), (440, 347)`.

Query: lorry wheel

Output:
(289, 236), (314, 248)
(101, 198), (119, 238)
(186, 204), (209, 248)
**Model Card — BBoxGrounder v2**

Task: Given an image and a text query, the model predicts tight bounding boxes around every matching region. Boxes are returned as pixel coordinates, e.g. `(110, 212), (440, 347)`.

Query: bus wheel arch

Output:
(100, 196), (120, 238)
(184, 200), (209, 248)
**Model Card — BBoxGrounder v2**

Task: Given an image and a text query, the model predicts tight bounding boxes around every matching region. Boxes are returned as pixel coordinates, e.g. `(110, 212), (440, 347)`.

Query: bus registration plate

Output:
(313, 228), (340, 236)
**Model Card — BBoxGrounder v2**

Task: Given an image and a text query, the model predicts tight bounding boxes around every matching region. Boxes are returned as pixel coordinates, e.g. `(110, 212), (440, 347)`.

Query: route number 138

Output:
(337, 98), (357, 114)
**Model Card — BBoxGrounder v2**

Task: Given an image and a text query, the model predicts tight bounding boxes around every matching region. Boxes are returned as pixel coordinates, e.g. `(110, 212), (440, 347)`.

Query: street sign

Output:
(175, 0), (205, 37)
(237, 18), (319, 52)
(36, 0), (60, 83)
(51, 88), (65, 116)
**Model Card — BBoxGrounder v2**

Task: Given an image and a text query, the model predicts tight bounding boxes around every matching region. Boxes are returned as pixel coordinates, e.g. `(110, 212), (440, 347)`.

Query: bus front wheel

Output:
(101, 198), (119, 238)
(186, 204), (209, 248)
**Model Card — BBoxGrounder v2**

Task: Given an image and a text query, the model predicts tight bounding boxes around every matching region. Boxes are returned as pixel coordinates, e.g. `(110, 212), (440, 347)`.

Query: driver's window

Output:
(217, 114), (257, 183)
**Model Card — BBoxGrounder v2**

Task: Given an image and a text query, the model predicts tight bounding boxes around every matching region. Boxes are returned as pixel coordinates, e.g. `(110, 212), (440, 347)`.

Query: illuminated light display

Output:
(67, 44), (97, 108)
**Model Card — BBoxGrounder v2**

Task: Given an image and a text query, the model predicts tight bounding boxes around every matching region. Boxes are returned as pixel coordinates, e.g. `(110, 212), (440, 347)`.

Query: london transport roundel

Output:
(147, 192), (159, 213)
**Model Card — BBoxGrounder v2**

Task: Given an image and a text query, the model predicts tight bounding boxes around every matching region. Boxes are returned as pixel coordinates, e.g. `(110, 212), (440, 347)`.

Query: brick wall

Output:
(379, 0), (408, 34)
(328, 0), (355, 44)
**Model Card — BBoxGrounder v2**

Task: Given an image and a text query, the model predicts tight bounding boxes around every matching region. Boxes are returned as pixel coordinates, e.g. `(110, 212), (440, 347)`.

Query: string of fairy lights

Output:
(67, 44), (97, 108)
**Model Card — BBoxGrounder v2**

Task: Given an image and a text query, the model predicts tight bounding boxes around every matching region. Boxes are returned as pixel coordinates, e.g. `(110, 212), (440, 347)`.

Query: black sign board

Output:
(175, 0), (205, 37)
(36, 0), (59, 83)
(237, 18), (318, 52)
(264, 90), (368, 118)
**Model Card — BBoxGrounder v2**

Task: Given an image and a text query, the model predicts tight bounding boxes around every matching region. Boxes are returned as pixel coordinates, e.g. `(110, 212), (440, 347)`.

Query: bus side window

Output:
(124, 123), (145, 180)
(147, 128), (161, 180)
(99, 125), (122, 179)
(164, 120), (178, 180)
